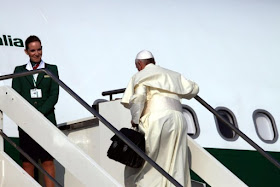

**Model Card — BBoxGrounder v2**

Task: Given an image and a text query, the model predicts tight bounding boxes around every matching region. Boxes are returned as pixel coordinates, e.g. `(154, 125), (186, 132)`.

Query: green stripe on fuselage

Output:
(4, 139), (280, 186)
(191, 148), (280, 186)
(4, 137), (21, 165)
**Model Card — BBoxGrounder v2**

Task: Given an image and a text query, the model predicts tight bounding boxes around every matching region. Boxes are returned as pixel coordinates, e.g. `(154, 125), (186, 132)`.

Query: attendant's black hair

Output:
(25, 35), (41, 50)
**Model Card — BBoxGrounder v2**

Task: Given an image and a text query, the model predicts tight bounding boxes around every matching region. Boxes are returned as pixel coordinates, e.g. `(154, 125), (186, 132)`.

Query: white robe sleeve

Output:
(129, 84), (147, 124)
(182, 78), (199, 100)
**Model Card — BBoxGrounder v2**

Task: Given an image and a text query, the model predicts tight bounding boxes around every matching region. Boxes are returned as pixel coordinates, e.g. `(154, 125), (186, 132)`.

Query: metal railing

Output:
(0, 129), (62, 187)
(102, 88), (280, 170)
(0, 69), (183, 187)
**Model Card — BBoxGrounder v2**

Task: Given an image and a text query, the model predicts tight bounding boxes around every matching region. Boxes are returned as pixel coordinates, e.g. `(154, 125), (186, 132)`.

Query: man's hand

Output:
(131, 120), (139, 128)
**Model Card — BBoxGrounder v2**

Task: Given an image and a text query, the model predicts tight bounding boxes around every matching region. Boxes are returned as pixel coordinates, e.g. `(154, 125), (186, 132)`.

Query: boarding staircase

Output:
(0, 85), (247, 187)
(0, 69), (254, 186)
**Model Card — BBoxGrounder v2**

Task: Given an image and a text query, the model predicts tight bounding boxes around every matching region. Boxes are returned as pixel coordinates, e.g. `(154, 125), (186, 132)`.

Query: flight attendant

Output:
(12, 35), (59, 187)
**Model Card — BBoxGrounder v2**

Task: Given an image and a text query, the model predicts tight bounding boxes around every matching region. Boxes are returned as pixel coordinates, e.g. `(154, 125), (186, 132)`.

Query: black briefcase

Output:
(107, 128), (145, 168)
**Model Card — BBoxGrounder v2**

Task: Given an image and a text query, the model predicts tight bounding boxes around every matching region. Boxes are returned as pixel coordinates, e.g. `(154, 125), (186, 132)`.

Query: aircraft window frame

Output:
(253, 109), (278, 144)
(182, 104), (200, 139)
(214, 107), (239, 141)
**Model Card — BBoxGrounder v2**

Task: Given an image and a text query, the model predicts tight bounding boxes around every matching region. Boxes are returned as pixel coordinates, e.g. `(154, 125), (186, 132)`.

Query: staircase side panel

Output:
(0, 151), (40, 187)
(0, 86), (121, 187)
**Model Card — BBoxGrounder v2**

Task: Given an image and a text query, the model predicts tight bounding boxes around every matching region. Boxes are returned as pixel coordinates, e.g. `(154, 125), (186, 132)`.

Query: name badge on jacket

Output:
(30, 89), (42, 98)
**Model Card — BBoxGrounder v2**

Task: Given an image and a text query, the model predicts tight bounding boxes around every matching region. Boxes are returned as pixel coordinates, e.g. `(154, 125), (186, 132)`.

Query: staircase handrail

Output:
(102, 88), (280, 170)
(0, 69), (183, 187)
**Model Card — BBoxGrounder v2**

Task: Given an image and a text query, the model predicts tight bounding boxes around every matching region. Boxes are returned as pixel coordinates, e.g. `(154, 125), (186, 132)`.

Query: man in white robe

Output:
(121, 50), (199, 187)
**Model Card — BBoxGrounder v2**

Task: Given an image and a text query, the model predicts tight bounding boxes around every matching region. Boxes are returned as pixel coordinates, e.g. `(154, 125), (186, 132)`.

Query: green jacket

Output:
(12, 63), (59, 125)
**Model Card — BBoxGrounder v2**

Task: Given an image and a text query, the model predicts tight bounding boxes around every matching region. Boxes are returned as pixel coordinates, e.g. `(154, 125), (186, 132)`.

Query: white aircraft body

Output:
(0, 0), (279, 186)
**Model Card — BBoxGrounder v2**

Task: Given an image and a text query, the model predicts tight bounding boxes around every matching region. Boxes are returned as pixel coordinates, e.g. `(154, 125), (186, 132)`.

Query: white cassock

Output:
(121, 64), (199, 187)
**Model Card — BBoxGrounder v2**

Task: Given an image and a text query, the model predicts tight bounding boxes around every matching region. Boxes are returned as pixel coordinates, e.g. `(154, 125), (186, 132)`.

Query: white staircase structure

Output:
(0, 86), (247, 186)
(0, 86), (121, 187)
(0, 151), (41, 187)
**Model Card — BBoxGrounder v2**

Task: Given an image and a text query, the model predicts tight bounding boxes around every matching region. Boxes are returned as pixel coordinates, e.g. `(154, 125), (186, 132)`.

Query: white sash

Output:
(143, 95), (182, 115)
